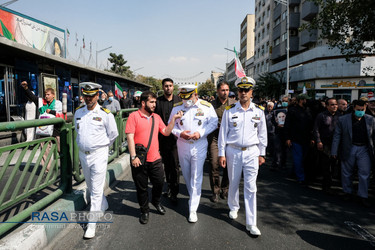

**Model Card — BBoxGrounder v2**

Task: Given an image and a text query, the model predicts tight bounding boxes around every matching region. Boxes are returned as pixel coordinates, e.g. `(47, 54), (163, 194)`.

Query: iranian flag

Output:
(115, 82), (123, 99)
(234, 47), (246, 78)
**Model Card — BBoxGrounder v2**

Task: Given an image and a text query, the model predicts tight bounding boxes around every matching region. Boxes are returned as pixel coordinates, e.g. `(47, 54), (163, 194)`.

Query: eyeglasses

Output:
(238, 88), (251, 93)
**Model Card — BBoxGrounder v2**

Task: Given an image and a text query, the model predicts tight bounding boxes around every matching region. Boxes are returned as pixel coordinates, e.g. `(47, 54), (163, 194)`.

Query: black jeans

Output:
(131, 159), (164, 213)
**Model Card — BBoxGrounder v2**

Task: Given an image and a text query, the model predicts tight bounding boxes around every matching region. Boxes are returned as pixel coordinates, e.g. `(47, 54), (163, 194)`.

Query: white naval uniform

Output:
(218, 102), (267, 227)
(169, 99), (218, 213)
(74, 104), (118, 216)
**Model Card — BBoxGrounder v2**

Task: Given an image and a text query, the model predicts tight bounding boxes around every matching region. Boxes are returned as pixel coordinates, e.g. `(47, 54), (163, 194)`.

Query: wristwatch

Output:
(131, 155), (136, 161)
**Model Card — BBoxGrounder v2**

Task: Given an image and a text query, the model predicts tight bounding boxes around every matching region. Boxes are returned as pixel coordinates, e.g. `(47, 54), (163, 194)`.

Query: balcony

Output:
(289, 12), (300, 29)
(273, 3), (282, 20)
(301, 1), (318, 21)
(271, 44), (281, 60)
(289, 36), (299, 52)
(272, 23), (281, 40)
(300, 29), (318, 46)
(289, 0), (301, 7)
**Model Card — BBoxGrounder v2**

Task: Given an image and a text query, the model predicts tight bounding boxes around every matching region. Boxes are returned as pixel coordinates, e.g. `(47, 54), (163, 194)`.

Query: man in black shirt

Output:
(331, 99), (375, 207)
(155, 78), (182, 203)
(313, 98), (341, 193)
(285, 94), (313, 184)
(120, 90), (133, 109)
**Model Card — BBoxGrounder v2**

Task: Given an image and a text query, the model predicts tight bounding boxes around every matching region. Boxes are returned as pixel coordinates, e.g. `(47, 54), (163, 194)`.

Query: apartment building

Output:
(268, 0), (375, 101)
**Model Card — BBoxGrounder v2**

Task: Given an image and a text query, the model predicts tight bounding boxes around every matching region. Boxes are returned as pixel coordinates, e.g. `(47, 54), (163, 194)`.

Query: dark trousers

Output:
(131, 159), (164, 213)
(272, 133), (287, 169)
(208, 135), (229, 195)
(160, 142), (180, 196)
(318, 144), (334, 189)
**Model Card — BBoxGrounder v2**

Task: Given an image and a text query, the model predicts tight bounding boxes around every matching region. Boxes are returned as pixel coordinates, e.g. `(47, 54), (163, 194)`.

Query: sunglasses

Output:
(238, 88), (251, 93)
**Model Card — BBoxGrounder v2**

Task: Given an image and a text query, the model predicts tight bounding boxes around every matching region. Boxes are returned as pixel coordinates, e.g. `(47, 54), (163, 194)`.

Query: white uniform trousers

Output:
(79, 146), (109, 219)
(226, 145), (259, 226)
(177, 139), (208, 213)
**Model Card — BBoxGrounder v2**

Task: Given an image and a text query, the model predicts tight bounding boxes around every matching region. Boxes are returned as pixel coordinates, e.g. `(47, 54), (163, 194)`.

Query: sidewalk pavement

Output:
(0, 153), (131, 250)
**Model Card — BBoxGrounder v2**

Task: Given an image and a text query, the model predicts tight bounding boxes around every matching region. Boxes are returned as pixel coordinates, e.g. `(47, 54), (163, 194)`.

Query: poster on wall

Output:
(0, 6), (65, 58)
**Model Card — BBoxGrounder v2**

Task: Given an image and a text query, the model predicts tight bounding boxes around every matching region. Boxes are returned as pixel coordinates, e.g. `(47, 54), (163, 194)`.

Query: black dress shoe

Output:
(152, 203), (166, 215)
(139, 212), (149, 224)
(210, 194), (219, 203)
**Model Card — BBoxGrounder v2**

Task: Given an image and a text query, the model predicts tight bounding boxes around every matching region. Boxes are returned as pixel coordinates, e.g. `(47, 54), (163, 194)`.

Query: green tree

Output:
(198, 80), (215, 97)
(254, 72), (284, 99)
(135, 75), (162, 93)
(306, 0), (375, 63)
(108, 53), (135, 79)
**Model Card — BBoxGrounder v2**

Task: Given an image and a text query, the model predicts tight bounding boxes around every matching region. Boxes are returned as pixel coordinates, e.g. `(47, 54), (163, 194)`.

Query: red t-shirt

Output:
(125, 110), (166, 162)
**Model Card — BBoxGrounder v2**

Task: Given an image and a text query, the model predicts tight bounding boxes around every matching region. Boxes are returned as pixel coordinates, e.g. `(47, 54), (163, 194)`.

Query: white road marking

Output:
(345, 221), (375, 247)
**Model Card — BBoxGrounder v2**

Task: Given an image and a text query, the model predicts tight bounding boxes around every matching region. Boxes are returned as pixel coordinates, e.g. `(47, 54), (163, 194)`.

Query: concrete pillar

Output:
(351, 89), (359, 102)
(326, 90), (333, 98)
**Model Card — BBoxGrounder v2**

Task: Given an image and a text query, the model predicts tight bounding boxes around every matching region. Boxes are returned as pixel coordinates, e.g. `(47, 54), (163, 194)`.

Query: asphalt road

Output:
(47, 158), (375, 250)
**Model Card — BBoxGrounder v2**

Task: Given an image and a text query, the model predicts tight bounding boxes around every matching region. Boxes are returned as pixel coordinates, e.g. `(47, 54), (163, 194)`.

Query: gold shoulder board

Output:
(225, 104), (236, 110)
(100, 107), (111, 114)
(173, 101), (183, 107)
(75, 105), (85, 111)
(200, 100), (212, 107)
(255, 104), (265, 111)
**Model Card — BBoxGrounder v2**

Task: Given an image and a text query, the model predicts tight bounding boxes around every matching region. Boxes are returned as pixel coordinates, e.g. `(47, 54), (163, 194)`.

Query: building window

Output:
(275, 17), (280, 26)
(274, 38), (280, 46)
(281, 32), (287, 41)
(282, 11), (287, 21)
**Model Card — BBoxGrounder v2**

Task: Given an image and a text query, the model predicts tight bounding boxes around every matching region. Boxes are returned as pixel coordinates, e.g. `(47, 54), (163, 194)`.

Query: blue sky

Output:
(5, 0), (254, 83)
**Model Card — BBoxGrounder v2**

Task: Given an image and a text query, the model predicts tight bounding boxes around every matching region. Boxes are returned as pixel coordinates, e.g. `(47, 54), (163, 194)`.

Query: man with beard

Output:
(126, 91), (183, 224)
(208, 81), (236, 202)
(74, 82), (118, 238)
(168, 85), (218, 223)
(155, 78), (182, 203)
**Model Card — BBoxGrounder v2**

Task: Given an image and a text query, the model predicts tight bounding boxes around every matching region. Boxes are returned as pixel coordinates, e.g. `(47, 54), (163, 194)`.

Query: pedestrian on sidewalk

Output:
(126, 91), (183, 224)
(218, 76), (267, 236)
(74, 82), (119, 239)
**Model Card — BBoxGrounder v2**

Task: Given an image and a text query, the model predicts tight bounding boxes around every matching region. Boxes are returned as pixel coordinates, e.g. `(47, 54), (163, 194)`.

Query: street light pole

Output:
(96, 46), (112, 69)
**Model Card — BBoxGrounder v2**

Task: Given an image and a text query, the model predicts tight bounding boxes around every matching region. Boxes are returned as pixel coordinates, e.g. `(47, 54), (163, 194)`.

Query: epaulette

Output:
(255, 104), (265, 111)
(225, 104), (236, 110)
(200, 100), (212, 107)
(100, 107), (111, 114)
(174, 101), (183, 107)
(75, 105), (85, 111)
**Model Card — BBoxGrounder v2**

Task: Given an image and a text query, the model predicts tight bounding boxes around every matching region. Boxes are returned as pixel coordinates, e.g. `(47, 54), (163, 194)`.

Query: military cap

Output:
(80, 82), (102, 96)
(235, 76), (255, 89)
(179, 85), (197, 99)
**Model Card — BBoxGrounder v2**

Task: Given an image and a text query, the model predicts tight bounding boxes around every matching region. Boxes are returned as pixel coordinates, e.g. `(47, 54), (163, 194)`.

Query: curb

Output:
(0, 153), (130, 250)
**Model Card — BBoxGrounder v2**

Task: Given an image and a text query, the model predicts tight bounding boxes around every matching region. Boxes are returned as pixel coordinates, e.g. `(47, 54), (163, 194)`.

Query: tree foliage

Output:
(108, 53), (135, 79)
(135, 75), (162, 93)
(198, 80), (215, 97)
(253, 72), (284, 99)
(307, 0), (375, 62)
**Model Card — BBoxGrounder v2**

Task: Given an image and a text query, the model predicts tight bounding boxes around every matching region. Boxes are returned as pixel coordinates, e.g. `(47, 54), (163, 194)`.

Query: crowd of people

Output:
(263, 94), (375, 208)
(19, 77), (375, 239)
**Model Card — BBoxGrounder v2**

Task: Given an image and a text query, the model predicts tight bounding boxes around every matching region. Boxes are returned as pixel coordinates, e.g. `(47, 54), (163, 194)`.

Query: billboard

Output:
(0, 6), (65, 58)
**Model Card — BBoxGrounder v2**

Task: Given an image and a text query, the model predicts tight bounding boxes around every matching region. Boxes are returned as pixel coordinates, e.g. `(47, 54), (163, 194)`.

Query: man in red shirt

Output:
(125, 91), (182, 224)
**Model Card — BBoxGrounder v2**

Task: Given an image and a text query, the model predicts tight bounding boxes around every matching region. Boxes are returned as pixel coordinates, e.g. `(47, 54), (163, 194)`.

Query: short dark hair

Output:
(217, 81), (229, 89)
(325, 98), (336, 106)
(162, 78), (174, 86)
(353, 99), (366, 107)
(140, 91), (157, 103)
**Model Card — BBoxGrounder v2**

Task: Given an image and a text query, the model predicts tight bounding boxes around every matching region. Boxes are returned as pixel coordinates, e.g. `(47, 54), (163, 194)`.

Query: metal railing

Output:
(0, 108), (137, 237)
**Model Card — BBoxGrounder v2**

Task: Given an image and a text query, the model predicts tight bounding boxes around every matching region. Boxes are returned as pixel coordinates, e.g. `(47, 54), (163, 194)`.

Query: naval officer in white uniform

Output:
(168, 85), (218, 223)
(218, 76), (267, 236)
(74, 82), (118, 239)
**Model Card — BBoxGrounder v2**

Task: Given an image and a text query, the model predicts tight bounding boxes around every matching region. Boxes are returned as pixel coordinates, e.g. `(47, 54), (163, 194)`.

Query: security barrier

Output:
(0, 108), (137, 237)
